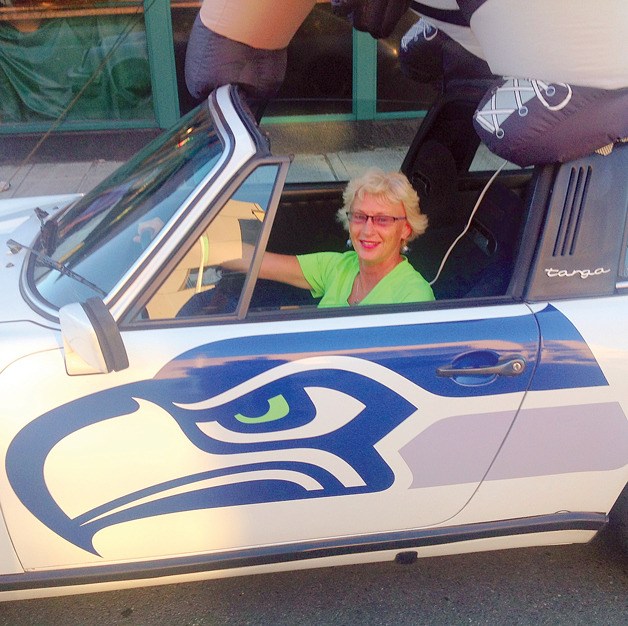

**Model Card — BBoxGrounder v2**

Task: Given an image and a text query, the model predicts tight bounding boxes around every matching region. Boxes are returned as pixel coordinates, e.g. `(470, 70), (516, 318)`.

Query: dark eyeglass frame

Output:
(346, 211), (407, 228)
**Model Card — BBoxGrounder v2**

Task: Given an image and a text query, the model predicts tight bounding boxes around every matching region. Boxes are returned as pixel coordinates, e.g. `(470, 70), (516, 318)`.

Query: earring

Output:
(346, 238), (353, 249)
(401, 242), (409, 254)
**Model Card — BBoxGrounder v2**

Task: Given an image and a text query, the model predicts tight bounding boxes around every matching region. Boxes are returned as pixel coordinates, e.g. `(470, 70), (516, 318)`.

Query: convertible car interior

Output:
(248, 84), (533, 312)
(134, 80), (536, 322)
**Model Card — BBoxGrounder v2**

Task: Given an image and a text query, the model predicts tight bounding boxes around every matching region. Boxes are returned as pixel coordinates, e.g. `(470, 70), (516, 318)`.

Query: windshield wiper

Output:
(34, 206), (58, 255)
(6, 238), (107, 297)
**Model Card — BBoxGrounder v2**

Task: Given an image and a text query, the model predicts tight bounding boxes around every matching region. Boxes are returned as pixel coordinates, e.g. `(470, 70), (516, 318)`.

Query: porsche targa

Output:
(0, 84), (626, 600)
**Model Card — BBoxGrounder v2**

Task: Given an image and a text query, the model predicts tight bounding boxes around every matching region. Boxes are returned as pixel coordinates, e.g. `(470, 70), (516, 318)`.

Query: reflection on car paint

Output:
(531, 305), (608, 390)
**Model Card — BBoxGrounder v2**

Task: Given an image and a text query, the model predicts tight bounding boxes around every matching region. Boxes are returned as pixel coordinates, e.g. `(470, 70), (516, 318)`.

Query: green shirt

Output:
(296, 251), (434, 308)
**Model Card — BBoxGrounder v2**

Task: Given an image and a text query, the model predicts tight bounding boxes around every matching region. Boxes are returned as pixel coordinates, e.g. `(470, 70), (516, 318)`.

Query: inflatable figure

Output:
(474, 79), (628, 166)
(185, 0), (316, 117)
(399, 16), (493, 84)
(401, 0), (628, 165)
(332, 0), (411, 39)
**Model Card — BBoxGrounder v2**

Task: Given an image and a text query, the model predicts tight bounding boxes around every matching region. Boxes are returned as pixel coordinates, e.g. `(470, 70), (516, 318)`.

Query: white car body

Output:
(0, 86), (626, 601)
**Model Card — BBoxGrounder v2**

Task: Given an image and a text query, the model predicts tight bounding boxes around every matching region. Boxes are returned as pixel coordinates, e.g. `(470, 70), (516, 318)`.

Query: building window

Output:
(0, 1), (153, 124)
(376, 10), (437, 114)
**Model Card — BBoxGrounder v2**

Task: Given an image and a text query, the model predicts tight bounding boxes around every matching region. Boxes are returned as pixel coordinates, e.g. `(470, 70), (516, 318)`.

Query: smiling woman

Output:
(252, 168), (434, 307)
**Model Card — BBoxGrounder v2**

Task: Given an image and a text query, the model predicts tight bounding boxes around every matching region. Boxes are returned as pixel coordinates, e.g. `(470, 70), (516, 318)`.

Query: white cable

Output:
(429, 160), (508, 286)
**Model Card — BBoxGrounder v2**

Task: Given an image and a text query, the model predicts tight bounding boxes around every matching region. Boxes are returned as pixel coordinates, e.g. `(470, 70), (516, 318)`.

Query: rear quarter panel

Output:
(458, 297), (628, 524)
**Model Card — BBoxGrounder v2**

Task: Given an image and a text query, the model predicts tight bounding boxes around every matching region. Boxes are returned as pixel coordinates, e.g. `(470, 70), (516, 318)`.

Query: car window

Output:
(30, 106), (223, 310)
(143, 164), (280, 320)
(469, 143), (529, 173)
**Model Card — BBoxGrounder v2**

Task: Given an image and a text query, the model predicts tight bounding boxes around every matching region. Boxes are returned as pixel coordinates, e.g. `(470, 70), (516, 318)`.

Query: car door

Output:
(1, 159), (540, 572)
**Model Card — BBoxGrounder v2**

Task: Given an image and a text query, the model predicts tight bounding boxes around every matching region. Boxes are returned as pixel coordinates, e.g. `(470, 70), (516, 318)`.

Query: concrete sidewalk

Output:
(0, 159), (124, 198)
(0, 118), (419, 199)
(0, 147), (408, 199)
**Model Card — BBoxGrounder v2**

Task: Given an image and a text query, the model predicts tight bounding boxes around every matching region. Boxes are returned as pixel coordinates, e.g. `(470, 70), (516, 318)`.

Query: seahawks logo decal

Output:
(7, 355), (422, 555)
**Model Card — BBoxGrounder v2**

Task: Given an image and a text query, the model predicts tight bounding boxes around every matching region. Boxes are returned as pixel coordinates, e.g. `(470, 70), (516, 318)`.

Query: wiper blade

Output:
(6, 238), (107, 297)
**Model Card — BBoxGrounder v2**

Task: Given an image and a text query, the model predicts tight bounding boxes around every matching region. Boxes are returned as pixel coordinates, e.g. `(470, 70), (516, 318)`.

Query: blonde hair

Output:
(336, 168), (427, 242)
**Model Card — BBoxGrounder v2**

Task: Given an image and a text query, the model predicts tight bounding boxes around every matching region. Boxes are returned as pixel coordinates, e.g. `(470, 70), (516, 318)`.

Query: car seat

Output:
(406, 139), (526, 298)
(406, 139), (469, 282)
(430, 181), (526, 299)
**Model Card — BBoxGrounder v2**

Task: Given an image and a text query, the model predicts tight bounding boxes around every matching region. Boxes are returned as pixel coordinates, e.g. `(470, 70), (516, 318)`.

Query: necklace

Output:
(348, 273), (366, 305)
(348, 256), (405, 305)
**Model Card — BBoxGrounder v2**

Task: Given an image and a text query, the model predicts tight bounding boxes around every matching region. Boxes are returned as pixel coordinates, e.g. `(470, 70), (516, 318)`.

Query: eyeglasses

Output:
(346, 211), (407, 227)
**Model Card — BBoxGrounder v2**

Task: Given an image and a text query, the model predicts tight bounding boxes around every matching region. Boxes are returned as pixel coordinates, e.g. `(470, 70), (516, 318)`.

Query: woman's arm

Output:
(258, 251), (311, 290)
(224, 244), (311, 290)
(134, 219), (310, 289)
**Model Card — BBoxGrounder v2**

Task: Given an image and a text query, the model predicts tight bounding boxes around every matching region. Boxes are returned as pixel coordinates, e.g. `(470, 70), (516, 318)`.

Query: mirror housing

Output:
(59, 298), (129, 375)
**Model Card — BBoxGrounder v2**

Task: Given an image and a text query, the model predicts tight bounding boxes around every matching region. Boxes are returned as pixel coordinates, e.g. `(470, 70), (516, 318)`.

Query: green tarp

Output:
(0, 15), (153, 123)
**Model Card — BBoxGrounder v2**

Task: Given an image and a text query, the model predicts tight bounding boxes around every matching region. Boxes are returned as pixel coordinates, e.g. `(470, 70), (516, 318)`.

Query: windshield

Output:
(30, 105), (224, 309)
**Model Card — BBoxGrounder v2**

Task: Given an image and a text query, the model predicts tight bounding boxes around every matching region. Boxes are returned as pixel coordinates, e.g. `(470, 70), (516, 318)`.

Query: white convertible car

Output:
(0, 84), (626, 600)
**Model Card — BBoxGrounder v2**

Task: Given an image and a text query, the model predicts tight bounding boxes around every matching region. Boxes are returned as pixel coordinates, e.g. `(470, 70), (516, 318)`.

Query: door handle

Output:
(437, 355), (527, 378)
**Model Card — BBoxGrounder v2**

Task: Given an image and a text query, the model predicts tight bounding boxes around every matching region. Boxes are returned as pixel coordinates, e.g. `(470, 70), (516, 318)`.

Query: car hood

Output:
(0, 320), (60, 375)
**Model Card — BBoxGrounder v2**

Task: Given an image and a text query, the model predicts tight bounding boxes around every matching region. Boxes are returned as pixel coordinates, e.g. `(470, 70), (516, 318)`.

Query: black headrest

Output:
(410, 140), (459, 229)
(473, 181), (524, 258)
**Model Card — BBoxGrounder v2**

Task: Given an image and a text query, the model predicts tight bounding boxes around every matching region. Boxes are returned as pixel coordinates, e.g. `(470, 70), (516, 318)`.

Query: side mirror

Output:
(59, 298), (129, 375)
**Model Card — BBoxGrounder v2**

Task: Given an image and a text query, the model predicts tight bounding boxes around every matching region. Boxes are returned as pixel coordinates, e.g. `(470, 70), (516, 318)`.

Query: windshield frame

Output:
(25, 103), (225, 313)
(21, 87), (262, 320)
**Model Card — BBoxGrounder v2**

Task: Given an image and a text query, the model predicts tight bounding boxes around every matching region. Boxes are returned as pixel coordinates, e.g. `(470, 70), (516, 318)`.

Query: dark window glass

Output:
(171, 3), (198, 116)
(376, 11), (438, 113)
(171, 3), (353, 118)
(273, 3), (353, 116)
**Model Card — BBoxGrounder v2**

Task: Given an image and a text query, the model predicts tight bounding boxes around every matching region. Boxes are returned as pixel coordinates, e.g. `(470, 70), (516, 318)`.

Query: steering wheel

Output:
(176, 271), (246, 317)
